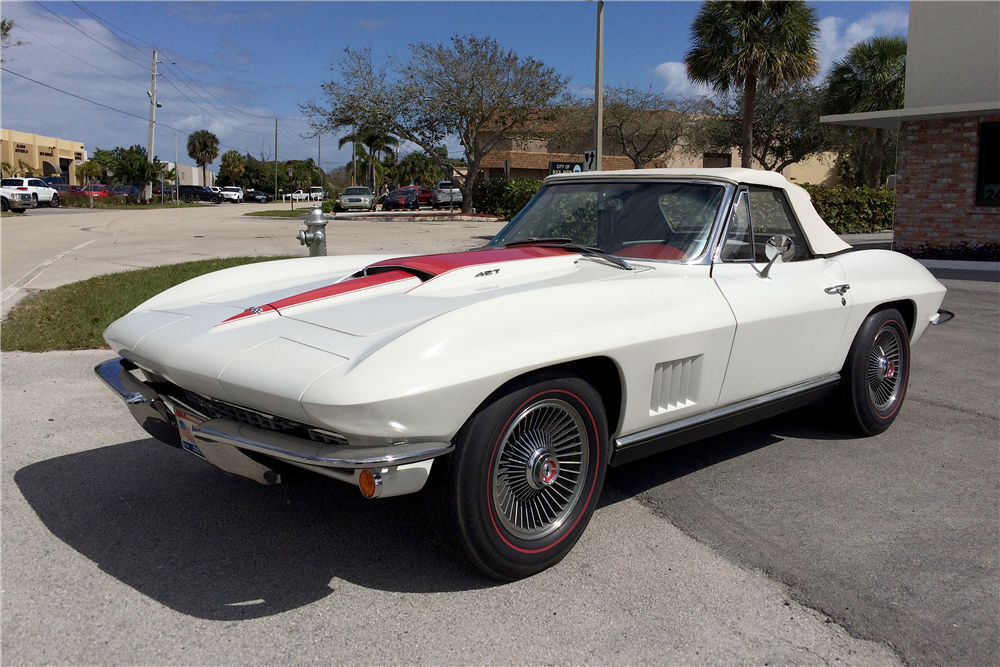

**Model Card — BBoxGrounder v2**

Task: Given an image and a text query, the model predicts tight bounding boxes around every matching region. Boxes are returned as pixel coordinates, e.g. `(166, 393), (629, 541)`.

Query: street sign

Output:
(287, 167), (293, 177)
(548, 161), (583, 175)
(583, 151), (596, 171)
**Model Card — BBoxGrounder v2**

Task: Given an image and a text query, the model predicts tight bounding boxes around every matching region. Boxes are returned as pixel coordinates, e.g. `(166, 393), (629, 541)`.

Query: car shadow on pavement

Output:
(14, 438), (497, 621)
(601, 405), (854, 508)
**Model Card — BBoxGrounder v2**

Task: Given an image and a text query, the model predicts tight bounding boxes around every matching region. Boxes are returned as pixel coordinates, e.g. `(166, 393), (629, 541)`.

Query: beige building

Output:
(1, 129), (87, 183)
(476, 118), (837, 184)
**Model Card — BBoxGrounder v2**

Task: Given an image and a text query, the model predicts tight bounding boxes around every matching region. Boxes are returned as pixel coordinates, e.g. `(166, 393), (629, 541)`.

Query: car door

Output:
(712, 186), (854, 405)
(28, 179), (52, 202)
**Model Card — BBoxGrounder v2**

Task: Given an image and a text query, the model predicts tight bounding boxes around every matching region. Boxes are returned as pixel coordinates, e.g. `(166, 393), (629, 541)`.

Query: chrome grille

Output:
(182, 390), (348, 446)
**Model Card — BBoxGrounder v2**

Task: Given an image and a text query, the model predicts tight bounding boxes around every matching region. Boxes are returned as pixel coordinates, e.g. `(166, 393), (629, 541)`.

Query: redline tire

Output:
(835, 307), (910, 436)
(426, 372), (607, 580)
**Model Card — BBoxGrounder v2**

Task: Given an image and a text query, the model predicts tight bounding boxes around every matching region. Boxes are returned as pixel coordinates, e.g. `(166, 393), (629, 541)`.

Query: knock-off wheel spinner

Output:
(492, 399), (588, 540)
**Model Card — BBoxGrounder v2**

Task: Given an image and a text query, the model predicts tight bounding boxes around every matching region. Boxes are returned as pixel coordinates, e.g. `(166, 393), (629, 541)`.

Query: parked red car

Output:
(399, 185), (434, 206)
(80, 184), (114, 198)
(51, 184), (86, 196)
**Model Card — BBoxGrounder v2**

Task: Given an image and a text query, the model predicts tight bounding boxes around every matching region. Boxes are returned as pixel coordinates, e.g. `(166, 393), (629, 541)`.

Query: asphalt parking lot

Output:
(1, 205), (997, 665)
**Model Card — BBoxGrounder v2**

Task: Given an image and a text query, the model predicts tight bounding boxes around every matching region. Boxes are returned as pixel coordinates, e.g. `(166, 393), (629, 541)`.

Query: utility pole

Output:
(173, 128), (178, 203)
(352, 123), (356, 186)
(274, 119), (278, 199)
(593, 0), (604, 171)
(146, 49), (161, 199)
(318, 133), (323, 192)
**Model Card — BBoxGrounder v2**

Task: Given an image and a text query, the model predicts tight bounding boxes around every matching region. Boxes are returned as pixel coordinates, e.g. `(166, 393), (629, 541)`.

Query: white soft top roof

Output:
(546, 167), (851, 256)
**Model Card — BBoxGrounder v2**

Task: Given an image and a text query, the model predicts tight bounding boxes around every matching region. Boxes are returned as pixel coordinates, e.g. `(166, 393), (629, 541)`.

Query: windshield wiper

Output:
(502, 238), (634, 270)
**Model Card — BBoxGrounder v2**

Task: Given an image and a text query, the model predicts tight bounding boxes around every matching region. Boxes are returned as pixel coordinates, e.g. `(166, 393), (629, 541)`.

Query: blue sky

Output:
(1, 1), (909, 172)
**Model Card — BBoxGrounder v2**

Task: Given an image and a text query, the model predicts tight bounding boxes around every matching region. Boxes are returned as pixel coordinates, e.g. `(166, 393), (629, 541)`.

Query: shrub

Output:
(800, 184), (895, 234)
(472, 178), (543, 218)
(322, 199), (343, 213)
(895, 241), (1000, 262)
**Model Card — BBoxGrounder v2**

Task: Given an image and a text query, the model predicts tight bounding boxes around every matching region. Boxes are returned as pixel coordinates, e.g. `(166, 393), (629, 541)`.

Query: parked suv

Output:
(431, 181), (462, 209)
(1, 184), (37, 213)
(178, 185), (222, 203)
(309, 186), (325, 201)
(220, 186), (244, 203)
(1, 177), (60, 207)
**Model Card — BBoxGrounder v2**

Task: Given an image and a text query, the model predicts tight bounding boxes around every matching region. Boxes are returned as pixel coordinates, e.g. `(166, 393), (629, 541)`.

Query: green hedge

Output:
(801, 184), (895, 234)
(472, 178), (543, 218)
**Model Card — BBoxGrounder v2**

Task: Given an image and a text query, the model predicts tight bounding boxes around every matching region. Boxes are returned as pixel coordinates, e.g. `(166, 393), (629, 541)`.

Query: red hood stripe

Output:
(217, 270), (415, 326)
(366, 246), (570, 277)
(216, 248), (571, 327)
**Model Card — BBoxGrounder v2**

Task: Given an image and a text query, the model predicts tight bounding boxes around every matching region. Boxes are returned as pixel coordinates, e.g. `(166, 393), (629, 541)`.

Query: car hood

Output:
(103, 247), (640, 416)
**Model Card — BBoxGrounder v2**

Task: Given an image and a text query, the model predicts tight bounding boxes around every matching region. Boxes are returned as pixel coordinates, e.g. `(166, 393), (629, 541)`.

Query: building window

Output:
(976, 122), (1000, 207)
(703, 153), (732, 168)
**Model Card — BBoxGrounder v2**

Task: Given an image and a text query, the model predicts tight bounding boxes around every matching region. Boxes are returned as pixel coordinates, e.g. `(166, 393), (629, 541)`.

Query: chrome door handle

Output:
(824, 284), (850, 295)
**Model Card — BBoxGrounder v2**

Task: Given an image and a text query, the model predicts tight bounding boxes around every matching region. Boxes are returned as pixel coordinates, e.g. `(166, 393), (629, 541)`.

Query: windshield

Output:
(344, 187), (370, 195)
(489, 181), (726, 261)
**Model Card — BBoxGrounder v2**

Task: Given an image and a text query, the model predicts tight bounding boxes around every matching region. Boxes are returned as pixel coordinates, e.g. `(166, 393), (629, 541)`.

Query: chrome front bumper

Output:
(95, 357), (451, 495)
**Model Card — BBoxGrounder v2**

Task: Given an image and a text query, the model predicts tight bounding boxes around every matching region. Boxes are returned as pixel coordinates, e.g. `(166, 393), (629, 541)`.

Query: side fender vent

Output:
(650, 356), (699, 415)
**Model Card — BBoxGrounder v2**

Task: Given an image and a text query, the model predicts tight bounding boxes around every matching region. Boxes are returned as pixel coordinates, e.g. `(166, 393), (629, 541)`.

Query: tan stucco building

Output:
(1, 129), (86, 183)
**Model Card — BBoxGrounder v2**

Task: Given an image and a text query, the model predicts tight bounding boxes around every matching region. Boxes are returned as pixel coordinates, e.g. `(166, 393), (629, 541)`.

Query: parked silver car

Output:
(338, 186), (375, 211)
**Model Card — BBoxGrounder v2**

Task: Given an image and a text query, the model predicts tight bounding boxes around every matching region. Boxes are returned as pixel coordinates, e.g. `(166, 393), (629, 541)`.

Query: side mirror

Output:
(757, 235), (794, 279)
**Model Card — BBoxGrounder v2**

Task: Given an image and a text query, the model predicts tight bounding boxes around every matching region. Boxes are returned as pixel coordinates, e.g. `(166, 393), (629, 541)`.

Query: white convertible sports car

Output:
(96, 168), (951, 580)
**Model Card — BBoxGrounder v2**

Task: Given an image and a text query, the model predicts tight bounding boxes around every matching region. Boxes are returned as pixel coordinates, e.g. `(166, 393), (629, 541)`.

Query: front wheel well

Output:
(873, 299), (915, 338)
(480, 357), (624, 442)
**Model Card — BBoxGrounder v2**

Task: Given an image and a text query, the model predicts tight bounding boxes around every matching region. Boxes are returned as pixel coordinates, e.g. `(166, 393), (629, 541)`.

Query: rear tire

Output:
(833, 308), (910, 436)
(426, 372), (607, 580)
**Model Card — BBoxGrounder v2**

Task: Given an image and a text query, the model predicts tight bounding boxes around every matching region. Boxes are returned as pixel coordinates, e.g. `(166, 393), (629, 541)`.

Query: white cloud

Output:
(653, 62), (713, 99)
(0, 4), (322, 169)
(817, 8), (909, 77)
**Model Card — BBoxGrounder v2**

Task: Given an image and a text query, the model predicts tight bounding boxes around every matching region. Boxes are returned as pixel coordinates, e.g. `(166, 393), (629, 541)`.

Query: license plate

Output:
(175, 407), (206, 459)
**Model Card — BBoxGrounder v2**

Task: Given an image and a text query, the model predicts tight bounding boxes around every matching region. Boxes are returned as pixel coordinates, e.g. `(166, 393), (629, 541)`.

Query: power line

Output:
(71, 0), (153, 55)
(73, 1), (279, 123)
(3, 68), (249, 155)
(13, 24), (148, 92)
(33, 1), (148, 70)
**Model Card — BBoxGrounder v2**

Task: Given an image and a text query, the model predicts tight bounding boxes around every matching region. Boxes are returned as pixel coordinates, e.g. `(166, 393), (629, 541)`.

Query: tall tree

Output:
(688, 84), (833, 173)
(825, 36), (906, 188)
(685, 0), (820, 169)
(220, 150), (247, 184)
(552, 87), (696, 169)
(303, 36), (567, 213)
(186, 130), (220, 186)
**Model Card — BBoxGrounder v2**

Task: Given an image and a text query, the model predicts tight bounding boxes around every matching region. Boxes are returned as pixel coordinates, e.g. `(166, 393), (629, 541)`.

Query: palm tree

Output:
(76, 160), (104, 207)
(825, 36), (906, 188)
(685, 0), (820, 169)
(220, 149), (247, 184)
(338, 126), (397, 191)
(186, 129), (220, 186)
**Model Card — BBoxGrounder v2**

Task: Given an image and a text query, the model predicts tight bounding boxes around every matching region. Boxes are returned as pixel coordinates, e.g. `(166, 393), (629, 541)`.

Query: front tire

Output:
(834, 308), (910, 435)
(49, 194), (61, 208)
(1, 198), (9, 212)
(426, 372), (607, 580)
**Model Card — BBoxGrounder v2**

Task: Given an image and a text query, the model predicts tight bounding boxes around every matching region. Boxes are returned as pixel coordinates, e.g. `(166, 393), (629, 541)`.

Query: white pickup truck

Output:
(431, 181), (463, 209)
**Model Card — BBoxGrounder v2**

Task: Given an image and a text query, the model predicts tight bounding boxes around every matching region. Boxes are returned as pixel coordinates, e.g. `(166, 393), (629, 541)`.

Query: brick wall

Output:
(893, 114), (1000, 250)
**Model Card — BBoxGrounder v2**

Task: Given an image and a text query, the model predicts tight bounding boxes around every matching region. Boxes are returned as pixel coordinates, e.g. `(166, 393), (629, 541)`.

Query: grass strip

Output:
(1, 255), (294, 352)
